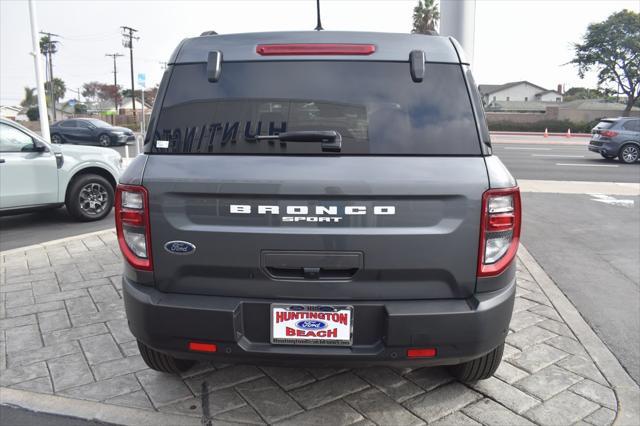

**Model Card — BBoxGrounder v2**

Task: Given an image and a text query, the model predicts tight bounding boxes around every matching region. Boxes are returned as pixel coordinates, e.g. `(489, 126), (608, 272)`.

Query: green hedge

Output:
(488, 119), (599, 133)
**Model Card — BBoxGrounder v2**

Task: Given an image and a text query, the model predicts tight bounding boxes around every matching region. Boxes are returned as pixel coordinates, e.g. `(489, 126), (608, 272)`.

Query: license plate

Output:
(271, 304), (353, 346)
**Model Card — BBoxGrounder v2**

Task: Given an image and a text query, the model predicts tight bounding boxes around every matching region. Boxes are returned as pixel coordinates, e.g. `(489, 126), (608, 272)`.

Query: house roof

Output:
(479, 81), (550, 96)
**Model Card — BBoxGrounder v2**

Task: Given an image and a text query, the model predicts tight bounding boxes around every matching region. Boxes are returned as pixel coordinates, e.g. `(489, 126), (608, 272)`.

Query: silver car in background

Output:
(588, 117), (640, 163)
(0, 118), (122, 221)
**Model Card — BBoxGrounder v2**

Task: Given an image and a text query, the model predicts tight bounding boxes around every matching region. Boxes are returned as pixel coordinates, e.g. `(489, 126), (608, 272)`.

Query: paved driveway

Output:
(0, 231), (633, 425)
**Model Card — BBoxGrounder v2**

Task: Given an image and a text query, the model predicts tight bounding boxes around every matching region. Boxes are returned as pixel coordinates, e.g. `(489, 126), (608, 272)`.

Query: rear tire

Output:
(138, 340), (195, 374)
(448, 343), (504, 382)
(51, 133), (63, 144)
(618, 143), (639, 164)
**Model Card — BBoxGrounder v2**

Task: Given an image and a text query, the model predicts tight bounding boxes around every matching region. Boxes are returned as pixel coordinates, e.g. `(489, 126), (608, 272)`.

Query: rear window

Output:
(594, 121), (615, 131)
(150, 61), (481, 155)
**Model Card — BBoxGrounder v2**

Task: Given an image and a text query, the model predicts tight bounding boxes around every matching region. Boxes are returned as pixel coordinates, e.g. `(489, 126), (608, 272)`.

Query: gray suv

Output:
(589, 117), (640, 163)
(116, 31), (521, 382)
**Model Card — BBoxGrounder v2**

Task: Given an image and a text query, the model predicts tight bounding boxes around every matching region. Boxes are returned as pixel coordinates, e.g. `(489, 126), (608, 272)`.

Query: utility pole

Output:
(28, 0), (50, 141)
(440, 0), (476, 68)
(121, 26), (139, 119)
(105, 53), (124, 113)
(39, 31), (60, 121)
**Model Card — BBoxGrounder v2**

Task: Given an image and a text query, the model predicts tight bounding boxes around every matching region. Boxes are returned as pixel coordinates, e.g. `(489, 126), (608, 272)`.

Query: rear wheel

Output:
(618, 143), (639, 164)
(138, 340), (195, 374)
(51, 133), (63, 144)
(448, 343), (504, 382)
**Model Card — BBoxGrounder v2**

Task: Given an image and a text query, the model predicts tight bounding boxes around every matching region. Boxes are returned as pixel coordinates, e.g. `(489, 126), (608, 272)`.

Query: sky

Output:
(1, 0), (638, 105)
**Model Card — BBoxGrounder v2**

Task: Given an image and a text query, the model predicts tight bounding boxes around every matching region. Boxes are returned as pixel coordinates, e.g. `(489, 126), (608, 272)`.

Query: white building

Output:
(479, 81), (563, 104)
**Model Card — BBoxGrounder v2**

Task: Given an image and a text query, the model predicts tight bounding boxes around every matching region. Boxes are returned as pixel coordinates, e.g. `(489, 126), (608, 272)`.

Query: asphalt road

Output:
(0, 405), (110, 426)
(492, 140), (640, 183)
(521, 192), (640, 383)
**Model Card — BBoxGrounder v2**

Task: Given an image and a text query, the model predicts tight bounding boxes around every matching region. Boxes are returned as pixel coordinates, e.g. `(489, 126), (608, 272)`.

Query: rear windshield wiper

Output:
(254, 130), (342, 152)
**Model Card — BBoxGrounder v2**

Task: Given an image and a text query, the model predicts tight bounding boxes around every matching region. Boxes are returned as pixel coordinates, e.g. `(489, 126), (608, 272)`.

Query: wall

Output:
(538, 92), (562, 102)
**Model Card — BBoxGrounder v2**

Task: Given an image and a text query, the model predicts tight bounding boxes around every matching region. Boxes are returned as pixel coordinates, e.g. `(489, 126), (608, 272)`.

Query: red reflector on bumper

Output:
(188, 342), (217, 353)
(407, 348), (437, 358)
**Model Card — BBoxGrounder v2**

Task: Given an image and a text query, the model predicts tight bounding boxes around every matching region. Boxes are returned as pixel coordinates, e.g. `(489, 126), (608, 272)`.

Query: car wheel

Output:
(66, 174), (114, 221)
(138, 340), (195, 374)
(600, 153), (616, 160)
(51, 133), (63, 144)
(98, 134), (112, 147)
(618, 144), (639, 164)
(448, 343), (504, 382)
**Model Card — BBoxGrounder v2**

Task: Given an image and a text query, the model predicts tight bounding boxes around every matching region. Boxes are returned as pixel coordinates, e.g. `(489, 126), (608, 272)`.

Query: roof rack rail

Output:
(200, 31), (218, 36)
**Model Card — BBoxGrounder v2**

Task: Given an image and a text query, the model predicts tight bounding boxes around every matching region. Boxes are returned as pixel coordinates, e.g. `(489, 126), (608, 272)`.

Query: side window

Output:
(623, 120), (640, 132)
(77, 121), (92, 129)
(0, 124), (35, 152)
(60, 120), (76, 128)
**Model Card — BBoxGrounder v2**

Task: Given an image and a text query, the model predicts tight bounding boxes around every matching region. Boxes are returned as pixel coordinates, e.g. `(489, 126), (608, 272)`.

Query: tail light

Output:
(478, 187), (521, 277)
(115, 184), (152, 271)
(256, 43), (376, 56)
(600, 130), (618, 138)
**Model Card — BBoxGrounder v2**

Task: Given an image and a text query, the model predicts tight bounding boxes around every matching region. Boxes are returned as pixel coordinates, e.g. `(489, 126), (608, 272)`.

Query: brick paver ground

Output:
(0, 231), (618, 425)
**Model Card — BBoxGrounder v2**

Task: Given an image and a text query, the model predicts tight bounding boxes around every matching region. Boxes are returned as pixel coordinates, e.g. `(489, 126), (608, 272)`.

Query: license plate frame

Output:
(270, 304), (354, 346)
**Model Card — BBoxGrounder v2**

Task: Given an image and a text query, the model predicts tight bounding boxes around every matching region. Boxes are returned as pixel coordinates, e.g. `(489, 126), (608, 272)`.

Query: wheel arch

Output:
(65, 166), (117, 202)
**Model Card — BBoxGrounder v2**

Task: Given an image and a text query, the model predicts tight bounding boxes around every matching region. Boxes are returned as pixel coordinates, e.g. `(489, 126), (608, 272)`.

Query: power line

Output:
(105, 53), (124, 112)
(39, 31), (60, 120)
(121, 26), (139, 119)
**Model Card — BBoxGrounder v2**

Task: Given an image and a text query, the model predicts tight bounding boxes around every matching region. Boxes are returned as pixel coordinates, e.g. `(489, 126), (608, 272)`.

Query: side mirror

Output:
(33, 141), (47, 152)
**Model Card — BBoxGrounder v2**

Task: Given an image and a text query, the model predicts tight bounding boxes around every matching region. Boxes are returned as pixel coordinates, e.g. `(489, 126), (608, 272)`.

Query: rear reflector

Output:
(188, 342), (217, 353)
(256, 43), (376, 56)
(407, 348), (437, 358)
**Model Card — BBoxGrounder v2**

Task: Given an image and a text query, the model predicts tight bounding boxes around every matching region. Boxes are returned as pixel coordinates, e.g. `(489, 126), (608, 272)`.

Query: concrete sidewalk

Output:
(0, 231), (638, 425)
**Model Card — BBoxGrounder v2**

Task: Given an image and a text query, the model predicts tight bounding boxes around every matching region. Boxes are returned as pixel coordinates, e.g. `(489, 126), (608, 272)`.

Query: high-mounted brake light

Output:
(115, 184), (152, 271)
(478, 187), (521, 277)
(256, 43), (376, 56)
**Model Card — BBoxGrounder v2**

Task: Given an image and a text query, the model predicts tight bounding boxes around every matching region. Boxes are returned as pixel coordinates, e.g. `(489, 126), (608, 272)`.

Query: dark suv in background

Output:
(117, 31), (521, 382)
(589, 117), (640, 163)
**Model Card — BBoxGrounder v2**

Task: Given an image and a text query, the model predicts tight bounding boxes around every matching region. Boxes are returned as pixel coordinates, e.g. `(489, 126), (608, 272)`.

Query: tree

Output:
(20, 87), (37, 107)
(571, 10), (640, 115)
(39, 35), (58, 56)
(82, 81), (102, 102)
(74, 103), (88, 114)
(412, 0), (440, 34)
(44, 78), (66, 104)
(26, 107), (40, 121)
(97, 84), (122, 105)
(562, 86), (612, 102)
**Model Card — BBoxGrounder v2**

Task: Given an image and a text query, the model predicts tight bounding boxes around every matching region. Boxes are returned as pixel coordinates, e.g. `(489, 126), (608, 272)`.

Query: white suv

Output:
(0, 118), (122, 221)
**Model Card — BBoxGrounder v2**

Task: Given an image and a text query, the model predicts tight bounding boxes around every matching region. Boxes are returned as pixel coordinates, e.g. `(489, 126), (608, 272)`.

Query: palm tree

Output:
(412, 0), (440, 34)
(20, 87), (37, 107)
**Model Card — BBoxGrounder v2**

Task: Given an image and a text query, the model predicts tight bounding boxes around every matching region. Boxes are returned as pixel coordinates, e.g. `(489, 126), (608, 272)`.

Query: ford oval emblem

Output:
(296, 320), (327, 330)
(164, 241), (196, 255)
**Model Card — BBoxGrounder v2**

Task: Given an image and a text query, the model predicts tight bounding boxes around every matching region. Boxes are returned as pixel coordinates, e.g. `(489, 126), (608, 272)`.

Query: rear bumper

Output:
(589, 140), (617, 155)
(123, 277), (515, 367)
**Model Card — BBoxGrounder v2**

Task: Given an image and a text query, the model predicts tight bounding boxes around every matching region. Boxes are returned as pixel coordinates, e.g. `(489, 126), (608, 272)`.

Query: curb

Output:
(518, 244), (640, 426)
(491, 131), (592, 138)
(0, 388), (200, 426)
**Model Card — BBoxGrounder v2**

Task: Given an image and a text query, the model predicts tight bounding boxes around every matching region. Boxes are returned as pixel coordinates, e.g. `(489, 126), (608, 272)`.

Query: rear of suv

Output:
(117, 31), (521, 382)
(588, 117), (640, 163)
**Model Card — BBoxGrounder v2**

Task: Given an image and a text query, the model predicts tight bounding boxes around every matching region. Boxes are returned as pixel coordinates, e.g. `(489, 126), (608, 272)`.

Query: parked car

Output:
(50, 118), (135, 147)
(0, 118), (122, 221)
(588, 117), (640, 164)
(117, 31), (521, 382)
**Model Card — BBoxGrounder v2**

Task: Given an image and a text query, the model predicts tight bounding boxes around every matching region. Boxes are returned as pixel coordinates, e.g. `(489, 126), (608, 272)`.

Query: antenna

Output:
(314, 0), (323, 31)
